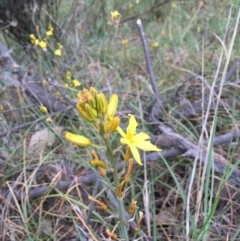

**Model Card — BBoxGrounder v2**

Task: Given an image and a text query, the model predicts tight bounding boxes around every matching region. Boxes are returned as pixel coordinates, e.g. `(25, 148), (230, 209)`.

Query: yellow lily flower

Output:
(110, 10), (121, 20)
(65, 132), (91, 147)
(117, 115), (161, 165)
(66, 71), (72, 81)
(54, 48), (62, 56)
(39, 105), (48, 113)
(72, 79), (81, 87)
(30, 34), (39, 46)
(39, 40), (47, 49)
(46, 24), (54, 36)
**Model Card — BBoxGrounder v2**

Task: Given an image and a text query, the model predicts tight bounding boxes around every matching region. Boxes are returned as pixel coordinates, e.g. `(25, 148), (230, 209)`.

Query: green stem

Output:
(103, 135), (129, 241)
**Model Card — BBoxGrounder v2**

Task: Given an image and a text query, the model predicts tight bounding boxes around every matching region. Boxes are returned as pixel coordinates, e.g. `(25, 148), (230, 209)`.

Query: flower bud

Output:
(65, 132), (91, 147)
(76, 103), (94, 122)
(89, 87), (98, 99)
(107, 94), (118, 119)
(84, 103), (98, 119)
(117, 180), (125, 198)
(96, 93), (108, 115)
(106, 116), (120, 133)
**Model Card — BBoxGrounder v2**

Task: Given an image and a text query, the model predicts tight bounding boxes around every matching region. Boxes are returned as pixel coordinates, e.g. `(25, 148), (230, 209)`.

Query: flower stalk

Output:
(64, 87), (162, 240)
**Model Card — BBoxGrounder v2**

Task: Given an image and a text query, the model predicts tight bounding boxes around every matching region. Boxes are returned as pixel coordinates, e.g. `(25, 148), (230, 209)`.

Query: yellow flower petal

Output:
(117, 114), (162, 165)
(120, 137), (131, 146)
(130, 145), (142, 165)
(117, 126), (126, 138)
(132, 132), (150, 143)
(134, 141), (162, 152)
(127, 115), (137, 137)
(65, 132), (91, 147)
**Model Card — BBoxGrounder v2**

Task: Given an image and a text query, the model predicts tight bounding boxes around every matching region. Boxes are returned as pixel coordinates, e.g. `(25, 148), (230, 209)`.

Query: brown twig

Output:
(155, 125), (240, 186)
(4, 128), (239, 201)
(136, 19), (163, 104)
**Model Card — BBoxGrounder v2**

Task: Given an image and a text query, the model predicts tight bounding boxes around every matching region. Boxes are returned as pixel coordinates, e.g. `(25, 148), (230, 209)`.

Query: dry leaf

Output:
(29, 128), (55, 150)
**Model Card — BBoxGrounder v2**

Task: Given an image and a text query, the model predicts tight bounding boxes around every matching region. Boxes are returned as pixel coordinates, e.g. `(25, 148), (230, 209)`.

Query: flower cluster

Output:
(65, 71), (81, 87)
(65, 87), (120, 141)
(29, 24), (63, 55)
(65, 87), (161, 167)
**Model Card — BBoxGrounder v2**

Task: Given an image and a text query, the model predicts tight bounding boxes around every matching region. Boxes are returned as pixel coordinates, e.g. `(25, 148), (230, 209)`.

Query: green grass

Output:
(1, 0), (240, 240)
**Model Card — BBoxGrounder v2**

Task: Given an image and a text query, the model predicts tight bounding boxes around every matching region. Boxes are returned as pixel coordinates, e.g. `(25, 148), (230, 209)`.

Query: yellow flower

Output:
(117, 115), (161, 165)
(30, 34), (39, 46)
(72, 79), (81, 87)
(122, 39), (128, 47)
(57, 43), (63, 49)
(46, 117), (52, 122)
(39, 40), (47, 49)
(54, 91), (61, 98)
(66, 71), (72, 81)
(39, 105), (48, 113)
(54, 48), (62, 56)
(65, 132), (92, 147)
(46, 24), (54, 36)
(197, 26), (201, 33)
(171, 2), (177, 8)
(111, 11), (121, 20)
(151, 41), (159, 48)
